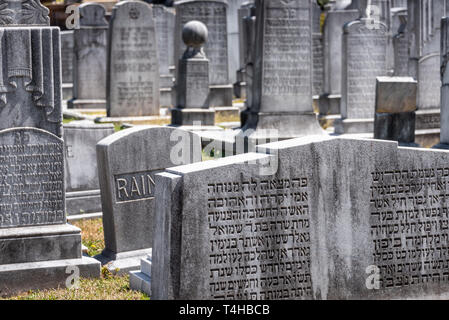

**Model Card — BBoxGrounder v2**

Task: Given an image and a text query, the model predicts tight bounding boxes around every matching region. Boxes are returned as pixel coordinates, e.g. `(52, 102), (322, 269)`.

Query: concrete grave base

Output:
(0, 256), (101, 297)
(242, 112), (325, 143)
(66, 190), (102, 216)
(68, 99), (107, 110)
(334, 117), (374, 134)
(94, 248), (152, 275)
(209, 84), (234, 107)
(415, 109), (440, 130)
(318, 94), (341, 115)
(171, 108), (216, 126)
(160, 88), (173, 107)
(129, 253), (152, 296)
(62, 83), (73, 101)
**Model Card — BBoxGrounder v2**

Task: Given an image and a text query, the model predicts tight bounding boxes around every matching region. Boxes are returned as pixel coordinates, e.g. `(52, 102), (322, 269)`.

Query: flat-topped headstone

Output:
(95, 126), (202, 273)
(374, 76), (418, 145)
(106, 1), (160, 117)
(152, 135), (449, 300)
(0, 0), (100, 296)
(68, 3), (108, 110)
(174, 0), (233, 107)
(227, 0), (249, 84)
(241, 0), (324, 141)
(335, 0), (389, 134)
(435, 17), (449, 149)
(312, 1), (324, 97)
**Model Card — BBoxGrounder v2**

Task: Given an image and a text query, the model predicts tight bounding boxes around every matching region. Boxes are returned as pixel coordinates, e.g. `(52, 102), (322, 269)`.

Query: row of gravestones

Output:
(235, 0), (445, 141)
(3, 0), (449, 300)
(61, 0), (254, 117)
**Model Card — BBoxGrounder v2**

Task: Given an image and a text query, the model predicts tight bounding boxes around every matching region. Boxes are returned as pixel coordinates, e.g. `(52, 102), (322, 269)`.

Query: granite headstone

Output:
(95, 126), (202, 273)
(106, 1), (160, 117)
(69, 3), (108, 110)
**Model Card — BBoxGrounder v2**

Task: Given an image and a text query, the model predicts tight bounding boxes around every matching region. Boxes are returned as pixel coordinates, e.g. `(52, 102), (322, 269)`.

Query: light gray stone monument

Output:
(171, 21), (215, 126)
(435, 17), (449, 149)
(61, 30), (74, 101)
(153, 5), (176, 107)
(318, 5), (359, 116)
(68, 3), (108, 110)
(152, 134), (449, 300)
(95, 126), (202, 273)
(174, 0), (233, 107)
(240, 0), (324, 142)
(234, 1), (254, 100)
(227, 0), (248, 85)
(64, 120), (115, 217)
(312, 1), (324, 98)
(0, 0), (100, 296)
(407, 0), (449, 132)
(391, 8), (408, 76)
(335, 0), (389, 134)
(373, 76), (418, 146)
(107, 1), (160, 117)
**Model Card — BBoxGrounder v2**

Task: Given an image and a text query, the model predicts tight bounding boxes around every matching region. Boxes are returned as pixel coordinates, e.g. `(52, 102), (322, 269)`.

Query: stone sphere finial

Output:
(182, 20), (208, 48)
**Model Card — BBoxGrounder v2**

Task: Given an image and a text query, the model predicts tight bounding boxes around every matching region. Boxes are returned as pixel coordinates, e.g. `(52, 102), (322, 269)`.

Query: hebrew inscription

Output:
(207, 177), (312, 300)
(370, 168), (449, 289)
(0, 128), (64, 228)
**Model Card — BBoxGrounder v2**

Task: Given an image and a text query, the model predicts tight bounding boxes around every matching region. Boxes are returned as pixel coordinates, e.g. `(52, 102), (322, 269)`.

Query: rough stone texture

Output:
(375, 76), (417, 113)
(241, 0), (324, 141)
(69, 3), (108, 110)
(61, 30), (74, 100)
(374, 111), (416, 144)
(152, 135), (449, 300)
(107, 1), (160, 117)
(95, 126), (202, 273)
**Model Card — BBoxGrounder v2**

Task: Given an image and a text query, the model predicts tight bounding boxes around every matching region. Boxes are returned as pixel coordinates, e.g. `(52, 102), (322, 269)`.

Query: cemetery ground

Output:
(2, 218), (149, 300)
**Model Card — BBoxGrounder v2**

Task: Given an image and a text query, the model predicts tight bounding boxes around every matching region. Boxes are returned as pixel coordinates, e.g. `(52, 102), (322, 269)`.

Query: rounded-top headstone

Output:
(182, 20), (208, 48)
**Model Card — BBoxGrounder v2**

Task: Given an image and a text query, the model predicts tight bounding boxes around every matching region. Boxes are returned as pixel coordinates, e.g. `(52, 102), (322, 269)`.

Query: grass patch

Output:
(71, 218), (104, 257)
(4, 272), (149, 300)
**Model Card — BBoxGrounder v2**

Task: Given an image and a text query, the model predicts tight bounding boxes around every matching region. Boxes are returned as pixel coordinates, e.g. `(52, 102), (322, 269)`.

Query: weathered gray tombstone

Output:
(312, 1), (324, 98)
(374, 76), (418, 146)
(239, 3), (256, 126)
(68, 3), (108, 110)
(174, 0), (233, 107)
(227, 0), (249, 85)
(319, 5), (359, 116)
(407, 0), (449, 132)
(240, 0), (324, 142)
(107, 1), (160, 117)
(335, 0), (389, 134)
(61, 30), (74, 101)
(152, 134), (449, 300)
(435, 17), (449, 149)
(391, 8), (408, 76)
(0, 0), (100, 296)
(171, 21), (215, 126)
(153, 5), (176, 107)
(234, 1), (254, 100)
(95, 126), (202, 273)
(64, 120), (115, 217)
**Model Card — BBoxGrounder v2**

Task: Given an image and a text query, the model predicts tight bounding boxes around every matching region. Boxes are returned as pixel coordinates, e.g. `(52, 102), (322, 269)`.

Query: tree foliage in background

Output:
(317, 0), (330, 10)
